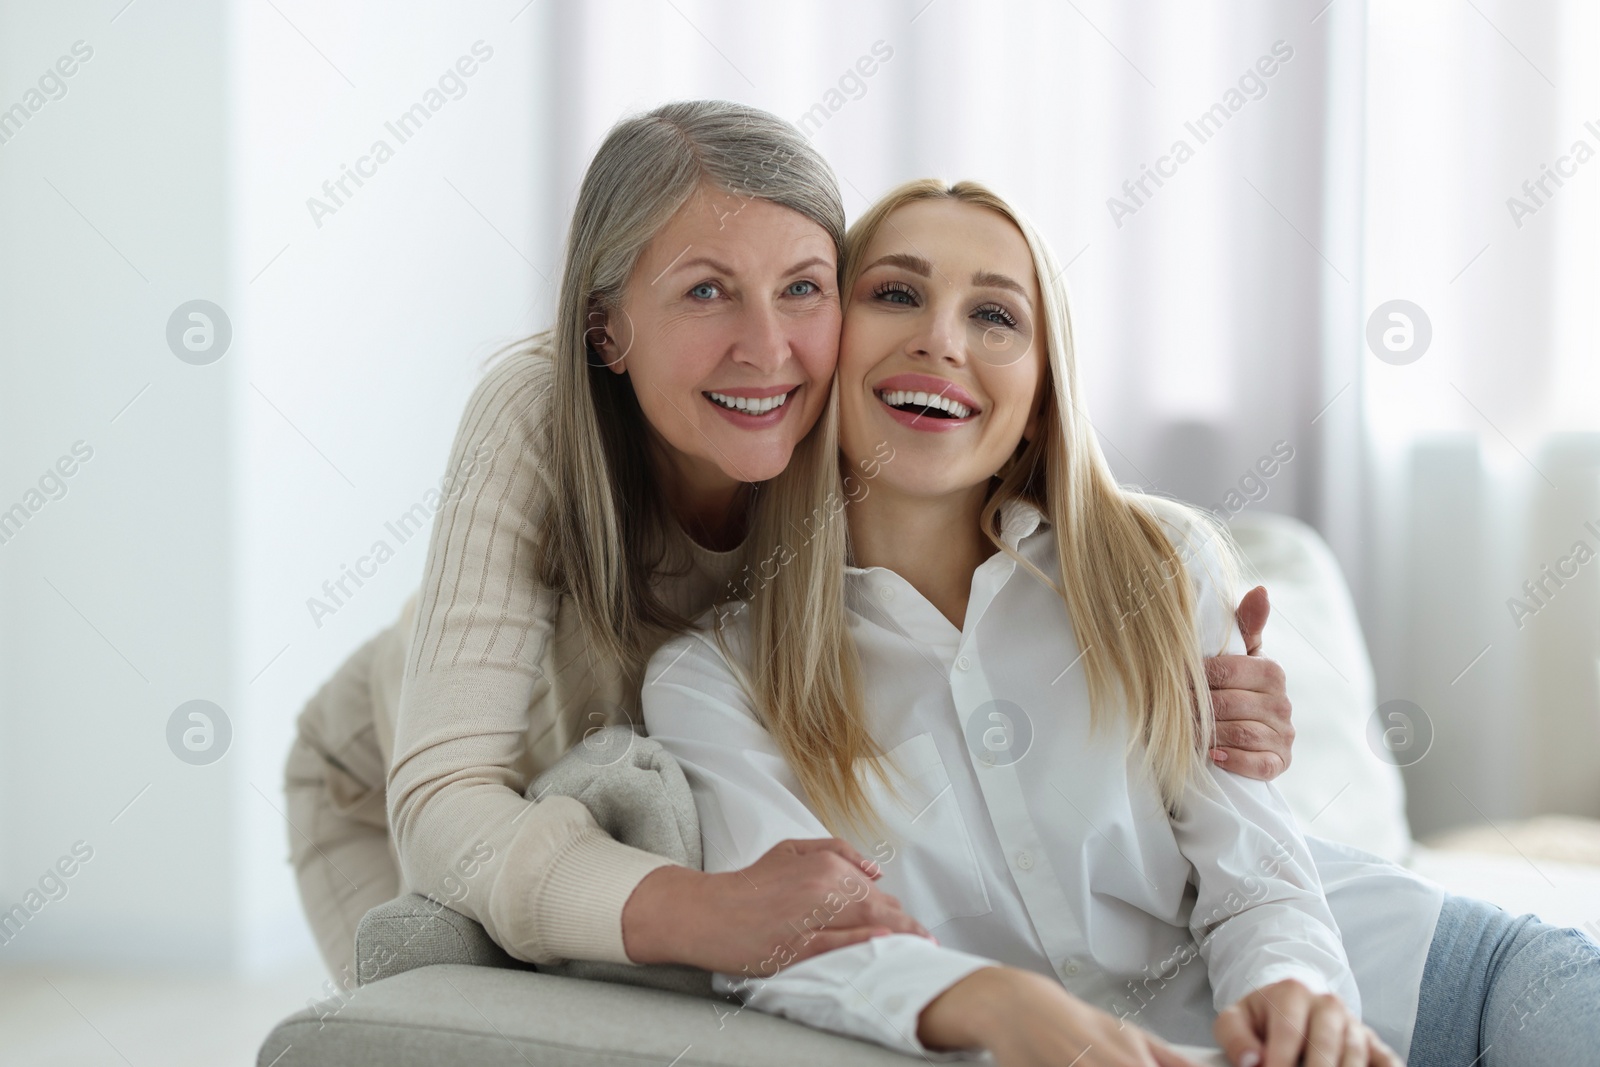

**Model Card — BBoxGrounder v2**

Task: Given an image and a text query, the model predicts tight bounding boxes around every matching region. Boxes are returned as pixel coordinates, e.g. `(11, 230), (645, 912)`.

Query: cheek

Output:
(837, 312), (892, 389)
(628, 315), (720, 390)
(977, 364), (1046, 462)
(621, 330), (716, 445)
(791, 309), (842, 382)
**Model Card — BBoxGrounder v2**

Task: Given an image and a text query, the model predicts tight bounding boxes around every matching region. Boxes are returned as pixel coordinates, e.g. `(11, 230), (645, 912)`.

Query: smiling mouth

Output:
(704, 389), (796, 415)
(875, 388), (975, 420)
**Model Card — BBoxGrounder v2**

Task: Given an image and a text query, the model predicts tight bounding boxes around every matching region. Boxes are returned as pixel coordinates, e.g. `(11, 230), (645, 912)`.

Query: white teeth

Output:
(875, 388), (972, 419)
(707, 389), (792, 414)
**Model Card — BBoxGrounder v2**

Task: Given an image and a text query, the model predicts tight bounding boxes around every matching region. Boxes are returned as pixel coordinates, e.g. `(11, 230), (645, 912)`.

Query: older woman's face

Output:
(596, 183), (839, 486)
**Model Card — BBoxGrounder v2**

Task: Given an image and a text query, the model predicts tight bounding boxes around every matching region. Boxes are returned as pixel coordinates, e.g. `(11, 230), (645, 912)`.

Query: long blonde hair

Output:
(736, 179), (1239, 836)
(522, 100), (846, 673)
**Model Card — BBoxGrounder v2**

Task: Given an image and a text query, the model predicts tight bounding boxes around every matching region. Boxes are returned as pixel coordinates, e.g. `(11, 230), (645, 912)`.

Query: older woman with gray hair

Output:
(282, 99), (1298, 985)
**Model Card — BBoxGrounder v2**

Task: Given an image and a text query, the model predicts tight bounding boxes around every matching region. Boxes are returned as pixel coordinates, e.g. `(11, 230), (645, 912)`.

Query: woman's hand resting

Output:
(1214, 979), (1401, 1067)
(918, 965), (1203, 1067)
(620, 837), (932, 973)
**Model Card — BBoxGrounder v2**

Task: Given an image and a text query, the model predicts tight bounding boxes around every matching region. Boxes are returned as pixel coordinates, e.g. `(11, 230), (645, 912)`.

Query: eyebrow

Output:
(972, 270), (1028, 298)
(863, 252), (932, 277)
(663, 254), (836, 280)
(669, 255), (734, 278)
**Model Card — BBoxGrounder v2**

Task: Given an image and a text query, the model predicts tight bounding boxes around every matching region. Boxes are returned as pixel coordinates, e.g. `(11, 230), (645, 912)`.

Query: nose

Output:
(731, 300), (789, 374)
(906, 305), (967, 366)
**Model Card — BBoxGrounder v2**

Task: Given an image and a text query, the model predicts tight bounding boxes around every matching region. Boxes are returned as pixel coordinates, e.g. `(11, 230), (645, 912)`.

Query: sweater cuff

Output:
(530, 822), (679, 965)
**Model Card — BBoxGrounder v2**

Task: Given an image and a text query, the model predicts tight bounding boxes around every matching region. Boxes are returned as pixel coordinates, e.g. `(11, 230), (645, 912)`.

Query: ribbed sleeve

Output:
(385, 342), (695, 966)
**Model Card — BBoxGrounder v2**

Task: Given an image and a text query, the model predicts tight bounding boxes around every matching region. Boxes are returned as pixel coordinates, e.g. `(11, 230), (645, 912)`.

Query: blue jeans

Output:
(1407, 893), (1600, 1065)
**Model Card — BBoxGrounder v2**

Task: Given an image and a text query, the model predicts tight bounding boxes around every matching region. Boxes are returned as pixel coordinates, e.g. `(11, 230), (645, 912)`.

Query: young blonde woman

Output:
(283, 101), (1299, 986)
(641, 181), (1600, 1067)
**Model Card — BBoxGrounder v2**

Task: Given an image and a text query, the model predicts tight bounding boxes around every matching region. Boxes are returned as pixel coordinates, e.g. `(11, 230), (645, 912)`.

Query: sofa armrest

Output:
(356, 726), (715, 998)
(354, 890), (716, 997)
(355, 891), (526, 985)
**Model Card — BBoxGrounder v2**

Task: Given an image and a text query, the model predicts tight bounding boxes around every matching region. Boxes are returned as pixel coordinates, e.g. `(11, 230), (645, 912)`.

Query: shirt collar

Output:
(843, 495), (1050, 579)
(996, 495), (1048, 548)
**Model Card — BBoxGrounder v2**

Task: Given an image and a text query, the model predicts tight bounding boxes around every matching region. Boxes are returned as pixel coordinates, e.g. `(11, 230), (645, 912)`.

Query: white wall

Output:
(1, 0), (237, 971)
(232, 0), (555, 974)
(0, 0), (551, 975)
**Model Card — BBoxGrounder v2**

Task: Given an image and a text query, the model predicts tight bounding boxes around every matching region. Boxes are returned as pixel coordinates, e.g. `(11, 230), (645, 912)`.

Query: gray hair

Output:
(536, 100), (845, 670)
(571, 99), (845, 318)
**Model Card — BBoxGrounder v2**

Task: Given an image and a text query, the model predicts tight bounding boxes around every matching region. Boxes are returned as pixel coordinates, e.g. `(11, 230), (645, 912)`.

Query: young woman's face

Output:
(597, 184), (840, 486)
(838, 199), (1046, 498)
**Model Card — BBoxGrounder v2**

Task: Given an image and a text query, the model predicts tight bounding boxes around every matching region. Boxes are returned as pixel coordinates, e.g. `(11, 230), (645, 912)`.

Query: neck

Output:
(651, 442), (749, 552)
(847, 480), (995, 630)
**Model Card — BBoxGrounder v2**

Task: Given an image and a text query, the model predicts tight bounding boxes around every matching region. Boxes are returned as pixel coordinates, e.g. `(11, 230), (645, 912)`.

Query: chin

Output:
(868, 467), (967, 499)
(720, 443), (796, 485)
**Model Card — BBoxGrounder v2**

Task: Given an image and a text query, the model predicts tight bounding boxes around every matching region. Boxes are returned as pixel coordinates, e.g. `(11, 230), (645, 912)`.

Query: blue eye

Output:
(873, 281), (917, 305)
(689, 283), (721, 300)
(975, 303), (1018, 328)
(787, 280), (818, 296)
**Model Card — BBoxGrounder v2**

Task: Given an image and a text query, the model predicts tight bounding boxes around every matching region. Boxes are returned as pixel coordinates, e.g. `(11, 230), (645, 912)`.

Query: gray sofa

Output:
(259, 721), (942, 1066)
(257, 890), (935, 1066)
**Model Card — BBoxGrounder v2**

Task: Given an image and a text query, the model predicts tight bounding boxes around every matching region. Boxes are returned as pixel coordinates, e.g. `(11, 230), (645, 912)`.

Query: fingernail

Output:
(1239, 1052), (1260, 1067)
(1212, 749), (1228, 762)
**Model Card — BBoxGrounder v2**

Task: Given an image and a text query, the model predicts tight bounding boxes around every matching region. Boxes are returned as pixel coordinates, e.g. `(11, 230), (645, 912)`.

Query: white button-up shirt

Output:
(642, 498), (1442, 1059)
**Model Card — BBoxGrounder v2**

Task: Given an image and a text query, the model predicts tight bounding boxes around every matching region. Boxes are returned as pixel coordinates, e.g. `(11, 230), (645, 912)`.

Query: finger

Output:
(1211, 713), (1290, 780)
(1263, 1000), (1308, 1067)
(1206, 656), (1286, 699)
(788, 837), (881, 878)
(1211, 749), (1283, 781)
(843, 897), (927, 938)
(1211, 715), (1269, 748)
(1338, 1023), (1366, 1067)
(846, 887), (901, 914)
(1234, 585), (1270, 655)
(1204, 654), (1237, 691)
(1302, 1002), (1345, 1067)
(1212, 1004), (1265, 1067)
(1367, 1031), (1402, 1067)
(1149, 1036), (1205, 1067)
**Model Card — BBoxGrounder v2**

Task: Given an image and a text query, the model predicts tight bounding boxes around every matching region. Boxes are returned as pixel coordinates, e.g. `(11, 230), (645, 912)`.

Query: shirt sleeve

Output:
(1165, 508), (1362, 1014)
(1174, 766), (1361, 1013)
(641, 623), (999, 1060)
(385, 341), (676, 968)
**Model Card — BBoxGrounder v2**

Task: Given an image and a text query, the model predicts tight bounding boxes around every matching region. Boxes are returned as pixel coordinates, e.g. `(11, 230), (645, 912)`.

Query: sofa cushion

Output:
(260, 963), (937, 1066)
(1229, 512), (1413, 861)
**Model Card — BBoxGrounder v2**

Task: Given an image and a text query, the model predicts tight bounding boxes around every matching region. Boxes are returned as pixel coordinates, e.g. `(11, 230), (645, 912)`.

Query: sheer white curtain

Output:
(545, 0), (1598, 835)
(1359, 0), (1600, 834)
(549, 0), (1337, 499)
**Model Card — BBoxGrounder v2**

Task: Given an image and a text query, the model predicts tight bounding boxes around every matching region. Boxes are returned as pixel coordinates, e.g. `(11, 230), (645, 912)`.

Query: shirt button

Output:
(978, 751), (995, 766)
(1015, 850), (1033, 870)
(878, 585), (894, 602)
(956, 656), (971, 671)
(1059, 959), (1080, 977)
